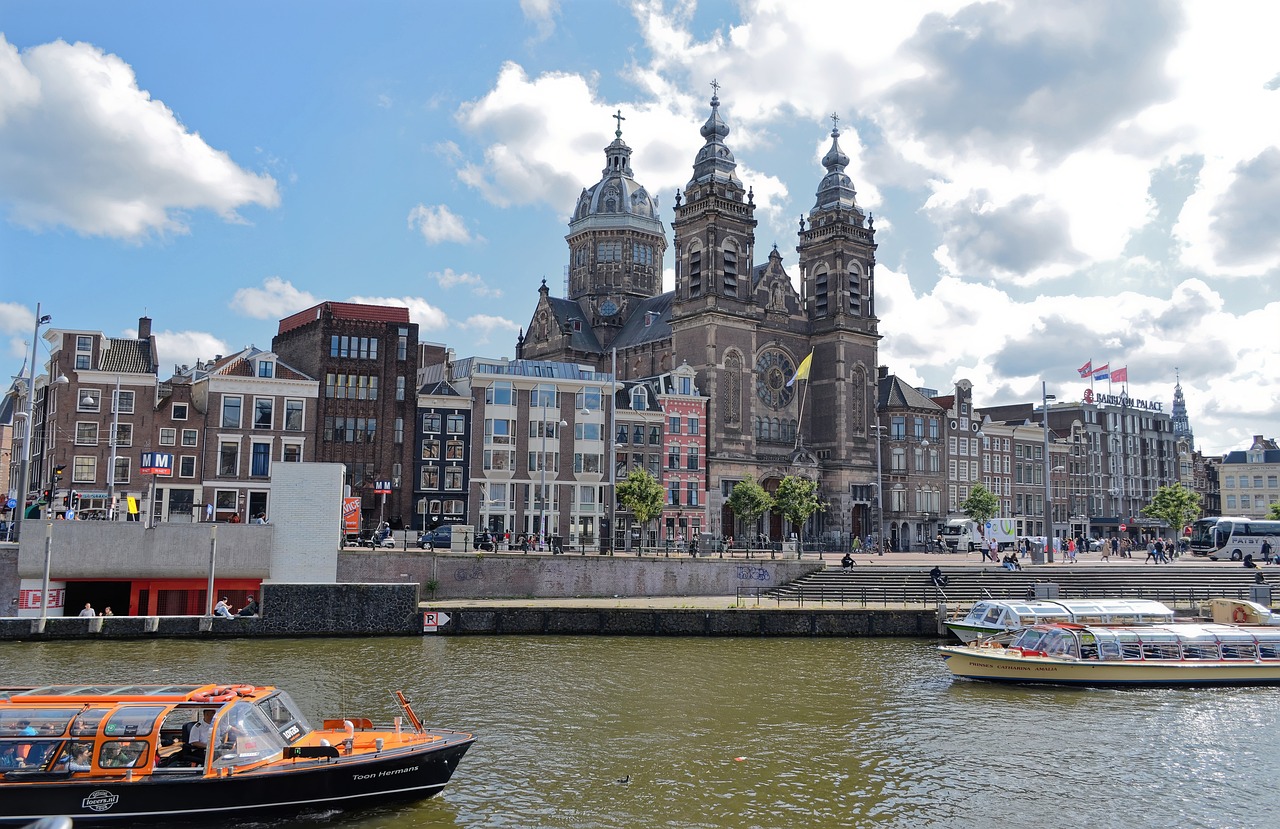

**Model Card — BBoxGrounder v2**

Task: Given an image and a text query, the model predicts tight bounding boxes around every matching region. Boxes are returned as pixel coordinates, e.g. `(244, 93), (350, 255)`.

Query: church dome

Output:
(570, 120), (662, 231)
(811, 120), (861, 216)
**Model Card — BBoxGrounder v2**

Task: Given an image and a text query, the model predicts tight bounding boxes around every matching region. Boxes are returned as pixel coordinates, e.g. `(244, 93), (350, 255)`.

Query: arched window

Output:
(725, 352), (742, 427)
(847, 264), (862, 315)
(813, 265), (830, 317)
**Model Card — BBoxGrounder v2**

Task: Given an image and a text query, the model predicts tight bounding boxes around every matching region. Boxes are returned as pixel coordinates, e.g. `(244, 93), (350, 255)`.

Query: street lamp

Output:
(14, 303), (54, 542)
(1042, 381), (1056, 561)
(607, 347), (618, 556)
(537, 384), (567, 553)
(871, 417), (887, 555)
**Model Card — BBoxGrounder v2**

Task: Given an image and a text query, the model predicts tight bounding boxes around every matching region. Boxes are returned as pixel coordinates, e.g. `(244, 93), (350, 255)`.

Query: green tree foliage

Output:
(772, 475), (823, 537)
(960, 483), (999, 526)
(1268, 503), (1280, 521)
(726, 478), (772, 538)
(1142, 483), (1201, 534)
(616, 467), (664, 530)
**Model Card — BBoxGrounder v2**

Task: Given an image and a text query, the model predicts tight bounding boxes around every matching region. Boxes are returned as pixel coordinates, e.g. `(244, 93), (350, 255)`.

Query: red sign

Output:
(342, 497), (361, 533)
(1119, 523), (1127, 532)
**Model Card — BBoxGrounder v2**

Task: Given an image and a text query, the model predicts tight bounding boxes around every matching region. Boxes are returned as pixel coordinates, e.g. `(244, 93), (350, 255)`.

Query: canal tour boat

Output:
(944, 598), (1176, 643)
(0, 683), (475, 825)
(939, 622), (1280, 687)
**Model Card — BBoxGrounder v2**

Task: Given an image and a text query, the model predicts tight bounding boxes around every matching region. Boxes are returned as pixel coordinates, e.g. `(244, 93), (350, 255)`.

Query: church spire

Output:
(687, 79), (741, 189)
(811, 113), (860, 216)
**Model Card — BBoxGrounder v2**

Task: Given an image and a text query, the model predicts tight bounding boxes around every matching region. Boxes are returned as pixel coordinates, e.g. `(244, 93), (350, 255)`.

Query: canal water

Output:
(11, 636), (1273, 828)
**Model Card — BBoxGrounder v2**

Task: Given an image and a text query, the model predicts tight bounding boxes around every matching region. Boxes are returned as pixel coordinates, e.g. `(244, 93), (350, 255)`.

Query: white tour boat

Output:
(945, 598), (1176, 643)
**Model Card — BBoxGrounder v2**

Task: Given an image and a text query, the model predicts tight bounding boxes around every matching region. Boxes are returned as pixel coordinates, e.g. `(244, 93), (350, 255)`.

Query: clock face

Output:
(599, 300), (619, 317)
(755, 350), (796, 409)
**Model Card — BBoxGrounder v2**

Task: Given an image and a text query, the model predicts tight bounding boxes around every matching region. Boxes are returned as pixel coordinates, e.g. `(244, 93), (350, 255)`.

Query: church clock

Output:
(754, 350), (796, 409)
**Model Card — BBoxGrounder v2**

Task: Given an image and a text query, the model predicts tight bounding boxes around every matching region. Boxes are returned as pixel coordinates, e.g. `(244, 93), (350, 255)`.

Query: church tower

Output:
(796, 116), (880, 465)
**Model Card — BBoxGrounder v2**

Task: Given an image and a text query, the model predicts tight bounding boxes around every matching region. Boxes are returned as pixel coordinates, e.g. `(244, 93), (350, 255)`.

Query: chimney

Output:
(138, 316), (152, 339)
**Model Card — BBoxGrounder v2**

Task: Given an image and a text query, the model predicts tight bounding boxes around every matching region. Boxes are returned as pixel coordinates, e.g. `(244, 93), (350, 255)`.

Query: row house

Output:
(1219, 436), (1279, 518)
(273, 302), (420, 529)
(414, 376), (471, 533)
(182, 347), (319, 522)
(875, 369), (944, 551)
(649, 363), (709, 547)
(614, 374), (666, 549)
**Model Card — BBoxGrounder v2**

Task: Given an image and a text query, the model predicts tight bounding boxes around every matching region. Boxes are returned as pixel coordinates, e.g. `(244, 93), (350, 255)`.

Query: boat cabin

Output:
(1004, 624), (1280, 663)
(0, 684), (312, 781)
(949, 598), (1176, 642)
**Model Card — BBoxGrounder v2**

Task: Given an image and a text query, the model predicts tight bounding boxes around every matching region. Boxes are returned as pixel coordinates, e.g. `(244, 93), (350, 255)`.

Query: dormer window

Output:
(630, 387), (649, 409)
(571, 319), (583, 333)
(257, 360), (274, 378)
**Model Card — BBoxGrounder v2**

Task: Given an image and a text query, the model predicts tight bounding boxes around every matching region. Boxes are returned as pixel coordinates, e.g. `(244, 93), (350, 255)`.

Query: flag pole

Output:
(794, 375), (810, 451)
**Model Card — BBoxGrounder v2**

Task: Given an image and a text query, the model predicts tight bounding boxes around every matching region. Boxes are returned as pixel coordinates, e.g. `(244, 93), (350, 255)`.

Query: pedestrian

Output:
(1100, 540), (1110, 562)
(841, 552), (854, 571)
(78, 602), (95, 617)
(1262, 537), (1274, 565)
(850, 536), (860, 553)
(214, 597), (234, 618)
(986, 536), (999, 564)
(101, 606), (113, 617)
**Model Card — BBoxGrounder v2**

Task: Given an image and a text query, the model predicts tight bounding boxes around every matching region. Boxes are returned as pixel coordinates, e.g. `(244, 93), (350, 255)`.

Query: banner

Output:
(342, 497), (362, 533)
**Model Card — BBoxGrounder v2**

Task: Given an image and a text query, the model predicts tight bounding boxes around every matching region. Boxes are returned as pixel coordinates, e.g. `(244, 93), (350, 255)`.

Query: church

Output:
(517, 87), (883, 543)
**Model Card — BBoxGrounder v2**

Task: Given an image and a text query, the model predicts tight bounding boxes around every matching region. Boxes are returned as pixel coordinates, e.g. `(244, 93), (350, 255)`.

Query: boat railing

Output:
(751, 584), (1272, 611)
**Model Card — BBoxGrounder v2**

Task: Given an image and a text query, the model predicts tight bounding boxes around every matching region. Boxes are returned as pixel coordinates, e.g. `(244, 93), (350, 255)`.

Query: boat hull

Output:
(940, 646), (1280, 687)
(0, 736), (473, 825)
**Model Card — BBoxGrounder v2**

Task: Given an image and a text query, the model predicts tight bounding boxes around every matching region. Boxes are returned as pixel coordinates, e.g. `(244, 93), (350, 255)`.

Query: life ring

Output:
(229, 684), (256, 697)
(1232, 606), (1248, 623)
(192, 687), (237, 704)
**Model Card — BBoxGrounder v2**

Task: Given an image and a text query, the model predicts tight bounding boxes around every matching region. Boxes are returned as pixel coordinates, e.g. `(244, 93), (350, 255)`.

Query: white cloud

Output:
(0, 35), (279, 239)
(230, 277), (318, 320)
(431, 268), (503, 298)
(134, 329), (229, 373)
(463, 313), (521, 347)
(345, 295), (449, 333)
(521, 0), (560, 40)
(0, 302), (36, 363)
(407, 203), (481, 245)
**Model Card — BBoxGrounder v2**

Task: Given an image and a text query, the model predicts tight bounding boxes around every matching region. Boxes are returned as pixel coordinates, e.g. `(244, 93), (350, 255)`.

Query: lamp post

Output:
(1042, 381), (1056, 562)
(607, 348), (617, 556)
(14, 303), (54, 542)
(871, 417), (886, 556)
(537, 385), (567, 553)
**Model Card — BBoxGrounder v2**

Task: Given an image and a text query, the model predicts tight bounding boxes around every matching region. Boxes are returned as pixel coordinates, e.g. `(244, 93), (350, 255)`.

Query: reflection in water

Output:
(11, 636), (1280, 828)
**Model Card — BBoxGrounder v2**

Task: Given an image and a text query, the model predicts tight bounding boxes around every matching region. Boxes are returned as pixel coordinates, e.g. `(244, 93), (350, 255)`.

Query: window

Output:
(423, 413), (442, 433)
(688, 247), (702, 296)
(446, 440), (464, 461)
(272, 400), (299, 433)
(172, 402), (188, 421)
(420, 467), (440, 489)
(181, 429), (198, 447)
(891, 447), (906, 471)
(444, 470), (463, 490)
(78, 389), (101, 412)
(114, 424), (132, 447)
(282, 444), (301, 463)
(669, 482), (680, 505)
(890, 417), (906, 440)
(113, 390), (134, 414)
(179, 456), (196, 477)
(574, 453), (602, 474)
(687, 482), (699, 506)
(159, 428), (176, 446)
(219, 442), (239, 476)
(486, 419), (516, 445)
(649, 426), (660, 445)
(329, 335), (379, 359)
(597, 240), (622, 261)
(73, 456), (96, 483)
(257, 360), (274, 378)
(222, 396), (242, 428)
(113, 457), (129, 484)
(396, 376), (406, 402)
(669, 415), (681, 434)
(75, 335), (92, 370)
(422, 441), (440, 460)
(723, 248), (738, 296)
(254, 398), (273, 430)
(447, 414), (465, 433)
(251, 443), (270, 477)
(75, 422), (98, 445)
(688, 417), (699, 435)
(668, 447), (679, 469)
(574, 422), (602, 441)
(687, 447), (699, 470)
(630, 387), (648, 410)
(486, 382), (514, 406)
(395, 417), (404, 444)
(484, 449), (515, 471)
(397, 327), (409, 361)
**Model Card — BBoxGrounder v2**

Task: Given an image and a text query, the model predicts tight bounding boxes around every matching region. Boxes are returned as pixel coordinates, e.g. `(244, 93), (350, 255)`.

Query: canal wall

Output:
(336, 550), (821, 599)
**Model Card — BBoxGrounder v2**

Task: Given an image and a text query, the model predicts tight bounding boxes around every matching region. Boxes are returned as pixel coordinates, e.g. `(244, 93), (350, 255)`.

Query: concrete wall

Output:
(16, 522), (273, 580)
(337, 550), (821, 598)
(267, 462), (343, 582)
(436, 607), (939, 637)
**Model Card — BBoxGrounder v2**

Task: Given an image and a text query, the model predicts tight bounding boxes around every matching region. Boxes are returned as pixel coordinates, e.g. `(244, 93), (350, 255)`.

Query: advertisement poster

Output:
(342, 497), (361, 533)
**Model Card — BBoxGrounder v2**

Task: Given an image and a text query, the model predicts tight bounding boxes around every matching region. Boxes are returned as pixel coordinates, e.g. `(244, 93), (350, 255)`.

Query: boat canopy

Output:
(1009, 623), (1280, 662)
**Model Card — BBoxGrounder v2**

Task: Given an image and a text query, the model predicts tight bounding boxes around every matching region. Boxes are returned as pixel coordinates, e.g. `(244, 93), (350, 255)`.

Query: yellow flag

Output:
(787, 351), (813, 387)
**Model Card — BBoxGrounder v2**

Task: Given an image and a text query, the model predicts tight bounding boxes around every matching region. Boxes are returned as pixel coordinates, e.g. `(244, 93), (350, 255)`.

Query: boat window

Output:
(1221, 641), (1258, 660)
(0, 739), (59, 771)
(1259, 642), (1280, 659)
(99, 740), (149, 769)
(1182, 643), (1220, 660)
(1140, 642), (1180, 660)
(103, 706), (166, 738)
(1012, 629), (1047, 651)
(1043, 633), (1079, 658)
(256, 692), (312, 745)
(983, 607), (1003, 624)
(211, 701), (286, 769)
(0, 708), (79, 737)
(71, 708), (110, 737)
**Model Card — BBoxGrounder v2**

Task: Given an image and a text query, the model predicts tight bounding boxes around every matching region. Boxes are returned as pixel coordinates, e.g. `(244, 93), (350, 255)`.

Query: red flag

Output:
(1111, 366), (1128, 383)
(1076, 360), (1092, 378)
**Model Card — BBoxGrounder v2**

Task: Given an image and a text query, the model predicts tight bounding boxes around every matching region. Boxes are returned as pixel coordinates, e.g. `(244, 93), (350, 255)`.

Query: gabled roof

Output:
(277, 301), (410, 336)
(419, 378), (462, 397)
(612, 292), (673, 350)
(189, 347), (313, 382)
(544, 296), (604, 354)
(99, 338), (156, 374)
(878, 373), (943, 412)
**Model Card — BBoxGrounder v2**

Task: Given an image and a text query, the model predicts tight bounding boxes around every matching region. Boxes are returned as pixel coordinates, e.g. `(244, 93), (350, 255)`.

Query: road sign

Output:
(5, 499), (15, 510)
(1119, 523), (1127, 532)
(422, 611), (451, 633)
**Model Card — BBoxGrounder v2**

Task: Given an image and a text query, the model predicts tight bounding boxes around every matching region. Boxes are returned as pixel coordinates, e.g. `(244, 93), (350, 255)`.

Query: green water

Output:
(7, 636), (1272, 828)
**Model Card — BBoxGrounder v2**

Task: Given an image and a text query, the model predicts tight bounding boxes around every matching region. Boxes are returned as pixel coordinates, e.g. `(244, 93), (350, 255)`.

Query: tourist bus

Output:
(1188, 516), (1280, 561)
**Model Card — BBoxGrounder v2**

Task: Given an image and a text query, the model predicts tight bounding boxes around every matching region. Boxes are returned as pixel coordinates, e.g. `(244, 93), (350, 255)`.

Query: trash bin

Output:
(1251, 584), (1272, 607)
(1034, 582), (1060, 599)
(1030, 539), (1046, 565)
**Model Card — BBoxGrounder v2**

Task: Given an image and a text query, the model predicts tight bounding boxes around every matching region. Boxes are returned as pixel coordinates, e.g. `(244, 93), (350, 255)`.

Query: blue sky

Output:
(2, 0), (1278, 455)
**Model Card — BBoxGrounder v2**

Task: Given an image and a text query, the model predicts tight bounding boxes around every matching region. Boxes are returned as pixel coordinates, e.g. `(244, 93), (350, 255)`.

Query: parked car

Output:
(417, 526), (453, 550)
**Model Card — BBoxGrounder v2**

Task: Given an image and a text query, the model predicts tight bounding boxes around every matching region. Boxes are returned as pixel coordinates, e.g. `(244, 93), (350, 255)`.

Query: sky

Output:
(1, 0), (1277, 457)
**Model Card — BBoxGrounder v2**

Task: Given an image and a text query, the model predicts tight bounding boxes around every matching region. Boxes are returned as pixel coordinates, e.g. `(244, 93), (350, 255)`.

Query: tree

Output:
(959, 483), (999, 527)
(1268, 503), (1280, 521)
(772, 475), (823, 539)
(726, 478), (772, 544)
(616, 467), (664, 548)
(1142, 483), (1201, 536)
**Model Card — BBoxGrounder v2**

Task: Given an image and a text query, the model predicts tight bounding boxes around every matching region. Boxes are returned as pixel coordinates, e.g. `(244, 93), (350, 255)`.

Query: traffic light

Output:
(53, 464), (65, 481)
(71, 491), (80, 510)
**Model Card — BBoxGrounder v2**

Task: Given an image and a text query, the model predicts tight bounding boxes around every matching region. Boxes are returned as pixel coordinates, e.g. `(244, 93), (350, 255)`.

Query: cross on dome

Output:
(613, 108), (625, 138)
